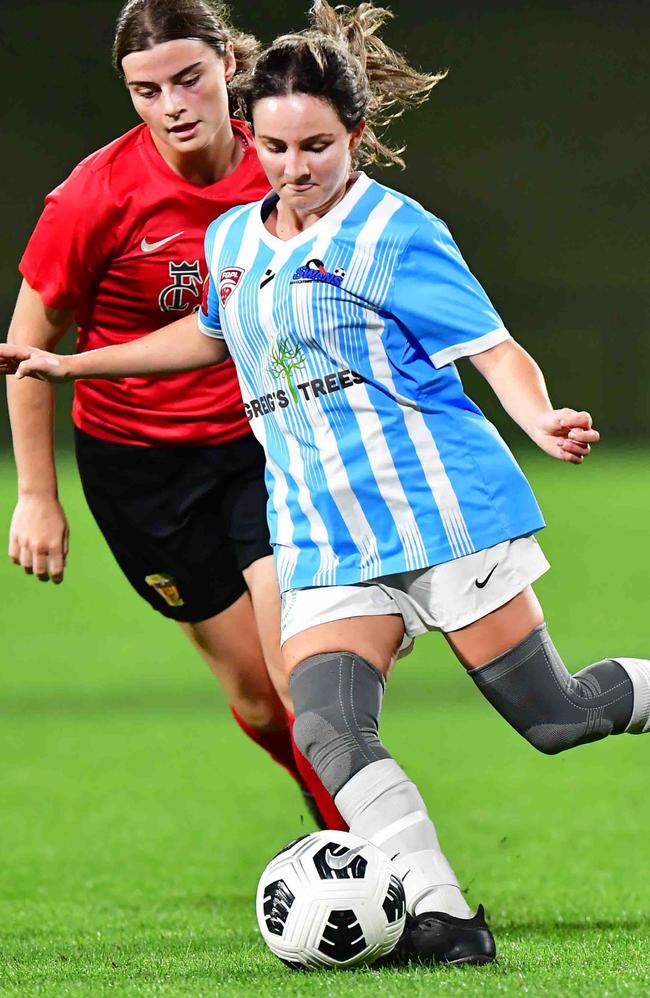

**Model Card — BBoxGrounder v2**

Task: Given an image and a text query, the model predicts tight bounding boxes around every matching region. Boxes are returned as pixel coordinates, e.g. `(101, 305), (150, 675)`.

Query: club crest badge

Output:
(145, 573), (185, 607)
(219, 267), (245, 307)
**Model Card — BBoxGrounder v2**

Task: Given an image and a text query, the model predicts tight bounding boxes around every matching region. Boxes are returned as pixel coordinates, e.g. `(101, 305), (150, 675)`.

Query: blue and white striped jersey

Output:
(199, 172), (544, 592)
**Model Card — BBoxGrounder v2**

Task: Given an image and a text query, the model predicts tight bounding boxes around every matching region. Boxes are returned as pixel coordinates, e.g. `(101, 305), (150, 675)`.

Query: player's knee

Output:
(522, 724), (581, 755)
(230, 691), (286, 731)
(471, 626), (632, 754)
(290, 652), (391, 797)
(291, 710), (350, 775)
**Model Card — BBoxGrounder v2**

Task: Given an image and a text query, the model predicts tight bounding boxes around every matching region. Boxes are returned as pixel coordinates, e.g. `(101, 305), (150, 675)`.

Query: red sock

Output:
(230, 706), (303, 784)
(287, 713), (348, 832)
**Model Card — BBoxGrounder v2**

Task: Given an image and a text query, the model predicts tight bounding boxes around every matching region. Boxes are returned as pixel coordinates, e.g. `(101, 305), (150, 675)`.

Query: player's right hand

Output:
(0, 344), (71, 382)
(9, 496), (70, 583)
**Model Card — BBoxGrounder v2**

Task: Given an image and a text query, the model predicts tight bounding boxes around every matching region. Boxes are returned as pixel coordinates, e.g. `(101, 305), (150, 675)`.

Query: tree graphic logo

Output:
(269, 338), (306, 403)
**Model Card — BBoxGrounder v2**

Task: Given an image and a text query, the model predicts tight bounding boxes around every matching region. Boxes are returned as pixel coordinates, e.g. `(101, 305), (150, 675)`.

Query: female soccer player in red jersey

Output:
(6, 0), (343, 830)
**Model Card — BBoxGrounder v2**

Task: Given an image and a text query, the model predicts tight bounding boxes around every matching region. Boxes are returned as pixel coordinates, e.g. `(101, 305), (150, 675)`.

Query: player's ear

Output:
(223, 41), (236, 83)
(349, 119), (366, 154)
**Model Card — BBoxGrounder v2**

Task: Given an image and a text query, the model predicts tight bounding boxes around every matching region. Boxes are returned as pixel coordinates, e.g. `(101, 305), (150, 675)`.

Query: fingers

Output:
(15, 359), (43, 381)
(548, 409), (600, 449)
(9, 538), (66, 583)
(8, 499), (69, 583)
(555, 408), (599, 434)
(0, 344), (33, 369)
(31, 548), (51, 582)
(556, 407), (592, 428)
(567, 426), (600, 444)
(559, 439), (591, 462)
(15, 354), (63, 382)
(48, 550), (66, 584)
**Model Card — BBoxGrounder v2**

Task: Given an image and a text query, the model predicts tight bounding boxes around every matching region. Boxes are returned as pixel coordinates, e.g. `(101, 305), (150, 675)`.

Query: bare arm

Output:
(6, 280), (73, 582)
(470, 338), (600, 463)
(1, 311), (227, 382)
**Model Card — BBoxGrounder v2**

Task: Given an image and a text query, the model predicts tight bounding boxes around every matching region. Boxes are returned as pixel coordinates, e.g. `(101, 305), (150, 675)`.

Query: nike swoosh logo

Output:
(326, 844), (365, 871)
(475, 564), (498, 589)
(140, 231), (184, 253)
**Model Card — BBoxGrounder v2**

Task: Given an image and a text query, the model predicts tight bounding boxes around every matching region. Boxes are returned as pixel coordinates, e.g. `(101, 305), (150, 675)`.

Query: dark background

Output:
(1, 0), (648, 447)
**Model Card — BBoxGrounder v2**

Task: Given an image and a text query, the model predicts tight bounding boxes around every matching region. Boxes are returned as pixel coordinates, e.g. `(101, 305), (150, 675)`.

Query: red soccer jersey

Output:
(20, 120), (269, 446)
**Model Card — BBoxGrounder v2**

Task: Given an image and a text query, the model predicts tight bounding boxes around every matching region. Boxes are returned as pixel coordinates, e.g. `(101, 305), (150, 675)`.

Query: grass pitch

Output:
(0, 449), (649, 996)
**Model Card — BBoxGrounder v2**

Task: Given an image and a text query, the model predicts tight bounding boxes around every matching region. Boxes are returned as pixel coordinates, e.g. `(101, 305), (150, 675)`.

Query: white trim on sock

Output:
(615, 658), (650, 733)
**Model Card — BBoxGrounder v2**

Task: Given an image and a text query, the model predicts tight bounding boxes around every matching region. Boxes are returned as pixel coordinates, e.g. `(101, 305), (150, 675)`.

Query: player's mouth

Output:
(285, 182), (315, 193)
(168, 121), (200, 139)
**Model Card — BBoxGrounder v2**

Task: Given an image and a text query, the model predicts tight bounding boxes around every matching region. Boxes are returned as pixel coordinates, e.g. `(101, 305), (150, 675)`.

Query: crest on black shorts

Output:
(145, 573), (184, 607)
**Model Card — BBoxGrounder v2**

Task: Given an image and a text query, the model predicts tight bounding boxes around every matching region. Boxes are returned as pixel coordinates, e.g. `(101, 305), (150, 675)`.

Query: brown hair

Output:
(242, 0), (446, 168)
(112, 0), (260, 117)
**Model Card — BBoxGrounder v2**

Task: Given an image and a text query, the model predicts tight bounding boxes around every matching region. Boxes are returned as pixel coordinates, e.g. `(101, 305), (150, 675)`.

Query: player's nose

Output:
(284, 147), (310, 180)
(162, 86), (185, 119)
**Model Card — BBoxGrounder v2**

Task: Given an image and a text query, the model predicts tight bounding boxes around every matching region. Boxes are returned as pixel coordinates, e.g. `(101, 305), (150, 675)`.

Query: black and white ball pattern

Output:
(256, 831), (406, 969)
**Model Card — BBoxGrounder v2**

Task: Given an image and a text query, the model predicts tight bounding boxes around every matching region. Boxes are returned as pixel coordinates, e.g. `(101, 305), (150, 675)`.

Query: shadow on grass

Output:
(0, 678), (473, 718)
(0, 687), (224, 718)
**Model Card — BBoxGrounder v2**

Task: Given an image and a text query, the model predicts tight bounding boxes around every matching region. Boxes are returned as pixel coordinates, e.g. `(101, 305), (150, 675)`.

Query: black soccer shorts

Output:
(74, 427), (272, 623)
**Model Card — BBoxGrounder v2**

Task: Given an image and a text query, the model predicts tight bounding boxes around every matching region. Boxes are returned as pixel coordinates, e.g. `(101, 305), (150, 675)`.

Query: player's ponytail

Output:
(113, 0), (260, 118)
(242, 0), (445, 169)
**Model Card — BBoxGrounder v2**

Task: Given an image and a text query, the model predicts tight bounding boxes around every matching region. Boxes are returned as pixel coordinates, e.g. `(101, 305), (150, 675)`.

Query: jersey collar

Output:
(255, 171), (372, 250)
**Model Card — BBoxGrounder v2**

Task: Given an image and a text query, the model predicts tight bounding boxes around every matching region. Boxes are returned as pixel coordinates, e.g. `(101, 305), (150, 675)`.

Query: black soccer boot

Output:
(300, 789), (327, 830)
(377, 904), (496, 967)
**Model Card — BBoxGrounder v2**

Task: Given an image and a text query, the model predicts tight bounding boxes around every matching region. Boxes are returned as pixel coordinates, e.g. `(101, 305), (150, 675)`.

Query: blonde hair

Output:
(243, 0), (446, 168)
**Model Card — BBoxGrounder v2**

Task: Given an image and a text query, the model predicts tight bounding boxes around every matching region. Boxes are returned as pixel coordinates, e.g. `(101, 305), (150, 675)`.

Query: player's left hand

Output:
(0, 344), (32, 375)
(0, 343), (71, 382)
(534, 408), (600, 463)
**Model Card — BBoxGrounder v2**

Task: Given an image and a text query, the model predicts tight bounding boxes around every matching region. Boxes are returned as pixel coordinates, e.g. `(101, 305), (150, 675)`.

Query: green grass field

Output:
(1, 450), (649, 996)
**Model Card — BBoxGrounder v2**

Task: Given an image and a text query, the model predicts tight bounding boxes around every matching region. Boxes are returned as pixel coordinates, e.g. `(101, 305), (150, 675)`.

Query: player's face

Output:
(253, 94), (365, 218)
(122, 39), (235, 158)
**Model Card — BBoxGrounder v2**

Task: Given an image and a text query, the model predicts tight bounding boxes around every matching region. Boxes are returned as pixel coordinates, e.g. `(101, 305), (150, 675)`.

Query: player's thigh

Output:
(280, 582), (407, 676)
(444, 586), (544, 669)
(215, 436), (288, 692)
(179, 592), (284, 717)
(242, 554), (290, 709)
(282, 615), (405, 678)
(74, 428), (247, 624)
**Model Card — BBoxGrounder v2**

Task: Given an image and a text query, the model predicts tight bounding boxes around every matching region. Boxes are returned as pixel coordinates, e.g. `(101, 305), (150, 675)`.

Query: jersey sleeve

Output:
(390, 215), (510, 368)
(197, 220), (224, 340)
(19, 162), (117, 311)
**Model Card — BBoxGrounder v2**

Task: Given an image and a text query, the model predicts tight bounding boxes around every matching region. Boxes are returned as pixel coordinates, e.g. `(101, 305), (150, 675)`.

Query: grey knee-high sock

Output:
(291, 653), (472, 918)
(470, 624), (637, 754)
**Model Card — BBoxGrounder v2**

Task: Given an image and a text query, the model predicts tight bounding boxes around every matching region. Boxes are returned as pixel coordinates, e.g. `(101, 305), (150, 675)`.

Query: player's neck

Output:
(151, 121), (243, 186)
(269, 174), (358, 241)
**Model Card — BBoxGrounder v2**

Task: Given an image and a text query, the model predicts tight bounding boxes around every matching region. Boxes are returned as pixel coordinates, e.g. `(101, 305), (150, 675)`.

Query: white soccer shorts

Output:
(280, 535), (550, 656)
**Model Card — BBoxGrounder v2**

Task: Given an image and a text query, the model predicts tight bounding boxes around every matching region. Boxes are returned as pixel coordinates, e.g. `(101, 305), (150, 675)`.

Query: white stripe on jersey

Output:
(232, 218), (341, 589)
(431, 325), (510, 369)
(336, 193), (431, 570)
(273, 203), (382, 582)
(350, 193), (474, 560)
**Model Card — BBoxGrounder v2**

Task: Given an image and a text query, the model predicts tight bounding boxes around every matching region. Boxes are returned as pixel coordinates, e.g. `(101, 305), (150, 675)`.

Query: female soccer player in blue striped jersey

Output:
(4, 0), (650, 967)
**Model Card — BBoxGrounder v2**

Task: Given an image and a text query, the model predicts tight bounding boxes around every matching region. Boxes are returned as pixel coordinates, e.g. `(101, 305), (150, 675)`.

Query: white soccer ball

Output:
(256, 830), (406, 970)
